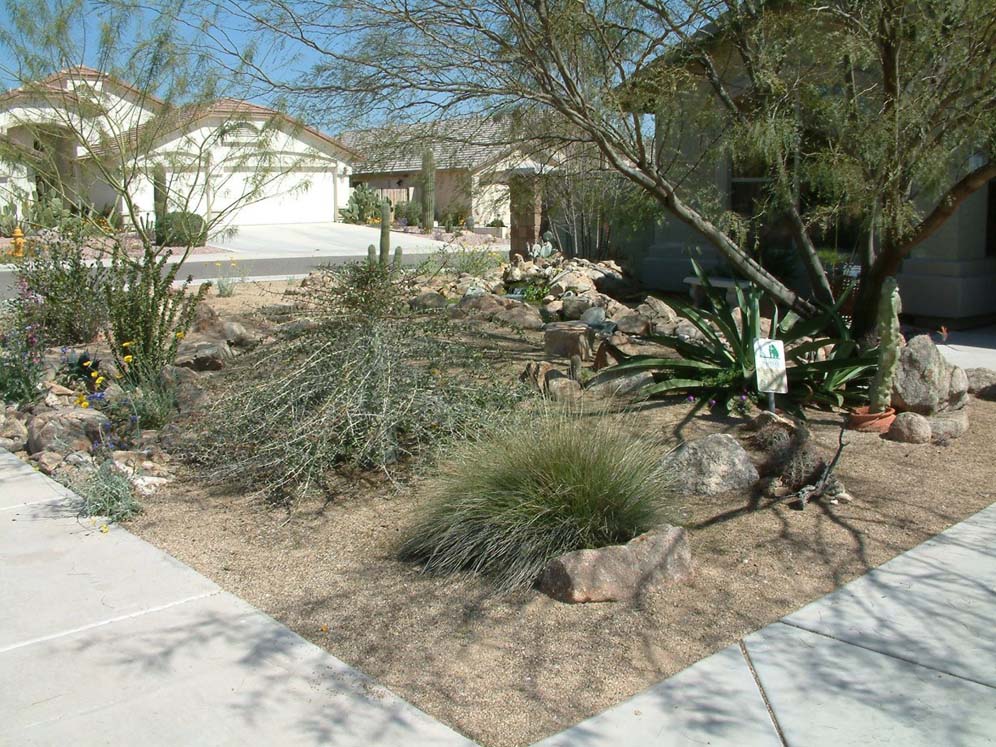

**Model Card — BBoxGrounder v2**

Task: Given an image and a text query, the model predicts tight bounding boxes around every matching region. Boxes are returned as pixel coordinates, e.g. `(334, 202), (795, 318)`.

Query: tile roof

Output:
(339, 116), (523, 174)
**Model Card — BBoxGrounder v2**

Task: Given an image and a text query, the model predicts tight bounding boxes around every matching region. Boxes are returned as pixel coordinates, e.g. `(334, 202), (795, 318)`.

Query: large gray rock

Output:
(927, 409), (969, 443)
(458, 292), (507, 319)
(494, 304), (544, 331)
(0, 411), (28, 452)
(544, 372), (583, 402)
(966, 368), (996, 400)
(663, 433), (759, 496)
(886, 412), (932, 444)
(891, 335), (968, 415)
(580, 306), (607, 326)
(545, 322), (595, 360)
(561, 295), (595, 321)
(613, 313), (653, 337)
(538, 526), (691, 603)
(176, 340), (232, 372)
(636, 296), (679, 326)
(26, 409), (111, 455)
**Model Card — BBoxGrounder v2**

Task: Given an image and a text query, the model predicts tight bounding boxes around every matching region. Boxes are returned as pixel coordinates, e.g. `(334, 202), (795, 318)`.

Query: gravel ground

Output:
(128, 288), (996, 747)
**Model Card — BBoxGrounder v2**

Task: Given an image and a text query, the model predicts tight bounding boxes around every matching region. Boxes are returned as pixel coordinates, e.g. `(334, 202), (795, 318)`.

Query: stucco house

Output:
(627, 31), (996, 325)
(340, 117), (549, 230)
(0, 67), (359, 233)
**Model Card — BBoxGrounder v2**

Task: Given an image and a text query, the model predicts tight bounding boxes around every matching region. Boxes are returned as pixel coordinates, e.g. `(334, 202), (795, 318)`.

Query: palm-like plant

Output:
(591, 262), (876, 414)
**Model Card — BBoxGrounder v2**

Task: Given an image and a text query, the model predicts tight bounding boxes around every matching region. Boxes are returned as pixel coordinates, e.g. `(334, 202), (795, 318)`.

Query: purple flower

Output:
(709, 399), (716, 406)
(740, 394), (747, 401)
(686, 394), (695, 402)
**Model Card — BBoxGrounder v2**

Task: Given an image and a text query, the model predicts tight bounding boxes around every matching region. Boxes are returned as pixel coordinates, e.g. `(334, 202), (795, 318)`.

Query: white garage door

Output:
(214, 171), (337, 227)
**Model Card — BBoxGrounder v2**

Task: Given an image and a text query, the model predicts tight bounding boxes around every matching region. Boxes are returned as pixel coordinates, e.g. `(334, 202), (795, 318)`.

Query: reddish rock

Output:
(539, 526), (692, 603)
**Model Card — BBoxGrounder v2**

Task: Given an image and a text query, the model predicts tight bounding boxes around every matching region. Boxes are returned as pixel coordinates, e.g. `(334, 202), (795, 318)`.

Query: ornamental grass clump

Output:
(399, 413), (680, 592)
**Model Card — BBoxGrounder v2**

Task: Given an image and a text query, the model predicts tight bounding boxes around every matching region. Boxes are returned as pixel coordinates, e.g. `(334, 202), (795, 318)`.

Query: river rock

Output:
(966, 368), (996, 400)
(927, 408), (970, 442)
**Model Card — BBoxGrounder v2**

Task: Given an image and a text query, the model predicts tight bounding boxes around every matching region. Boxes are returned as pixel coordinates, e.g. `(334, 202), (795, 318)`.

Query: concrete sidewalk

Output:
(2, 449), (995, 746)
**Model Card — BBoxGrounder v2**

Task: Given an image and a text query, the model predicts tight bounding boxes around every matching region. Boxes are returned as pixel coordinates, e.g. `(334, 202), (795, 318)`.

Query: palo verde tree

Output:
(202, 0), (996, 336)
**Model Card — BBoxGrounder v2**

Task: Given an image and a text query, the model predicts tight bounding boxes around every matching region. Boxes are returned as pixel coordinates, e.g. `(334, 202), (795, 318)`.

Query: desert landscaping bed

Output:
(121, 283), (996, 747)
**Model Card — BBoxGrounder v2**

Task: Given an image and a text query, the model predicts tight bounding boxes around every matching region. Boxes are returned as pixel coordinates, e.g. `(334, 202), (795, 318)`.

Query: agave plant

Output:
(591, 262), (876, 414)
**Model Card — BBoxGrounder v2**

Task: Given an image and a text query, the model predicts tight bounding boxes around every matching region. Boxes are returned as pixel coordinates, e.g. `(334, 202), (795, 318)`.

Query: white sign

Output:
(754, 338), (788, 394)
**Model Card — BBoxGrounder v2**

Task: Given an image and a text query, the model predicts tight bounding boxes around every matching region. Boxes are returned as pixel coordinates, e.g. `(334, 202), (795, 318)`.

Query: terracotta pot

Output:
(847, 405), (897, 433)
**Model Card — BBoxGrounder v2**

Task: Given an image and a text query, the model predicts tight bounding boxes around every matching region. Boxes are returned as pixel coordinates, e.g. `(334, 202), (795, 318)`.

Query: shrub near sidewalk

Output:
(187, 261), (524, 503)
(400, 412), (680, 592)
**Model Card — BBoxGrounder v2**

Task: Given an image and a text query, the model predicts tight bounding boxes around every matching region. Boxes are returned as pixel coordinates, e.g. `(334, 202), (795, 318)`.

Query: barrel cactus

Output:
(869, 277), (902, 413)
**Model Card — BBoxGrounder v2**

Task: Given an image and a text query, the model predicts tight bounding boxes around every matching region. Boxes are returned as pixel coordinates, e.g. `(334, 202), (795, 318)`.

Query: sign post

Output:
(753, 338), (788, 412)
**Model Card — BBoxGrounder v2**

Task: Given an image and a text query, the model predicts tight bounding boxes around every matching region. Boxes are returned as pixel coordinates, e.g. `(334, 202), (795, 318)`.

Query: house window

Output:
(222, 123), (258, 146)
(729, 156), (769, 218)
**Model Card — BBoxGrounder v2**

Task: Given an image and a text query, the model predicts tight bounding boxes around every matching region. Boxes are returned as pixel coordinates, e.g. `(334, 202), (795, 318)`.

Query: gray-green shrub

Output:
(156, 211), (207, 247)
(186, 315), (525, 503)
(74, 460), (141, 523)
(399, 412), (680, 591)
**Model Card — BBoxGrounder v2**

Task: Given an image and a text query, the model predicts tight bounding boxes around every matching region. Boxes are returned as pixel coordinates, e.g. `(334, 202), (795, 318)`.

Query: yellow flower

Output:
(82, 360), (92, 368)
(175, 331), (185, 340)
(90, 371), (98, 379)
(95, 376), (105, 386)
(121, 341), (133, 348)
(99, 524), (109, 534)
(80, 400), (90, 409)
(123, 355), (133, 364)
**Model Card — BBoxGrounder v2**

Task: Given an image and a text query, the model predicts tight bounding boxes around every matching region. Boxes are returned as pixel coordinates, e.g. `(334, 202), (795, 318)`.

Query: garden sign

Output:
(753, 338), (788, 395)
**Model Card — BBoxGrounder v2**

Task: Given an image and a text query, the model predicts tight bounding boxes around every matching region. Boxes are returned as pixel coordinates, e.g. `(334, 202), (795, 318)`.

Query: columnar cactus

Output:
(869, 277), (902, 413)
(420, 148), (435, 231)
(153, 163), (167, 244)
(367, 243), (377, 267)
(380, 200), (391, 266)
(393, 245), (403, 272)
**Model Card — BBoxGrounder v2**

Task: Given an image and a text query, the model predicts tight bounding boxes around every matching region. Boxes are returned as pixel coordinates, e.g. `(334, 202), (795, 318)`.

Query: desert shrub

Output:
(304, 259), (416, 318)
(399, 412), (679, 592)
(156, 211), (207, 247)
(396, 200), (422, 228)
(187, 314), (524, 503)
(74, 460), (141, 523)
(425, 246), (504, 278)
(0, 304), (44, 404)
(103, 380), (178, 433)
(12, 225), (108, 345)
(104, 242), (210, 384)
(339, 183), (383, 224)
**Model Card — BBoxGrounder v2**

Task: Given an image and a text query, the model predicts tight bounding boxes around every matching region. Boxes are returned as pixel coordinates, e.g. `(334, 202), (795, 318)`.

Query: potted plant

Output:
(847, 277), (900, 433)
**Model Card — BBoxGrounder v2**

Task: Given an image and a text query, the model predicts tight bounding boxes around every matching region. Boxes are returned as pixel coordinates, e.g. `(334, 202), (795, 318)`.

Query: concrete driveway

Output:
(211, 222), (448, 259)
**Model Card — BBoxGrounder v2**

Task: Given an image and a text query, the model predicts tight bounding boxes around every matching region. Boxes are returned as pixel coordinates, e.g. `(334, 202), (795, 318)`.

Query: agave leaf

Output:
(638, 378), (713, 398)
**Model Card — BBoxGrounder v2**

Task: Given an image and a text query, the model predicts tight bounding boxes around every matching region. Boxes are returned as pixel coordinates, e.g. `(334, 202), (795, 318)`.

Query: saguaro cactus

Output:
(153, 162), (167, 244)
(379, 200), (391, 266)
(420, 148), (435, 231)
(869, 277), (902, 413)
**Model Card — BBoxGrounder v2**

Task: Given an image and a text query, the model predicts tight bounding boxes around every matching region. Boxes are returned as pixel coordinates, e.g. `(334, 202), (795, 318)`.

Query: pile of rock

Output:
(886, 335), (970, 444)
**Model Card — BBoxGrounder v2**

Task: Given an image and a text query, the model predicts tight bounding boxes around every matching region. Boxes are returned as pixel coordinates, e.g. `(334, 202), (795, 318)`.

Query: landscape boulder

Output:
(176, 340), (232, 372)
(585, 370), (654, 399)
(549, 270), (597, 297)
(545, 322), (595, 360)
(613, 313), (653, 337)
(662, 433), (759, 496)
(561, 295), (595, 321)
(891, 335), (968, 415)
(458, 292), (507, 319)
(538, 526), (691, 603)
(886, 412), (932, 444)
(927, 409), (970, 443)
(966, 368), (996, 400)
(580, 306), (607, 326)
(495, 304), (544, 331)
(544, 372), (583, 402)
(26, 408), (111, 455)
(0, 411), (28, 452)
(410, 292), (448, 311)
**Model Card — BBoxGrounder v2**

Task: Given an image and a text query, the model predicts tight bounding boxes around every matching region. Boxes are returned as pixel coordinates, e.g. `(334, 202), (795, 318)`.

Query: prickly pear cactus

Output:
(869, 277), (901, 413)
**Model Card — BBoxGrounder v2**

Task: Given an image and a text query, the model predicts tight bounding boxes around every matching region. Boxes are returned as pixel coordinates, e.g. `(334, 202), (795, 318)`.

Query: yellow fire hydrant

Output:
(11, 226), (25, 258)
